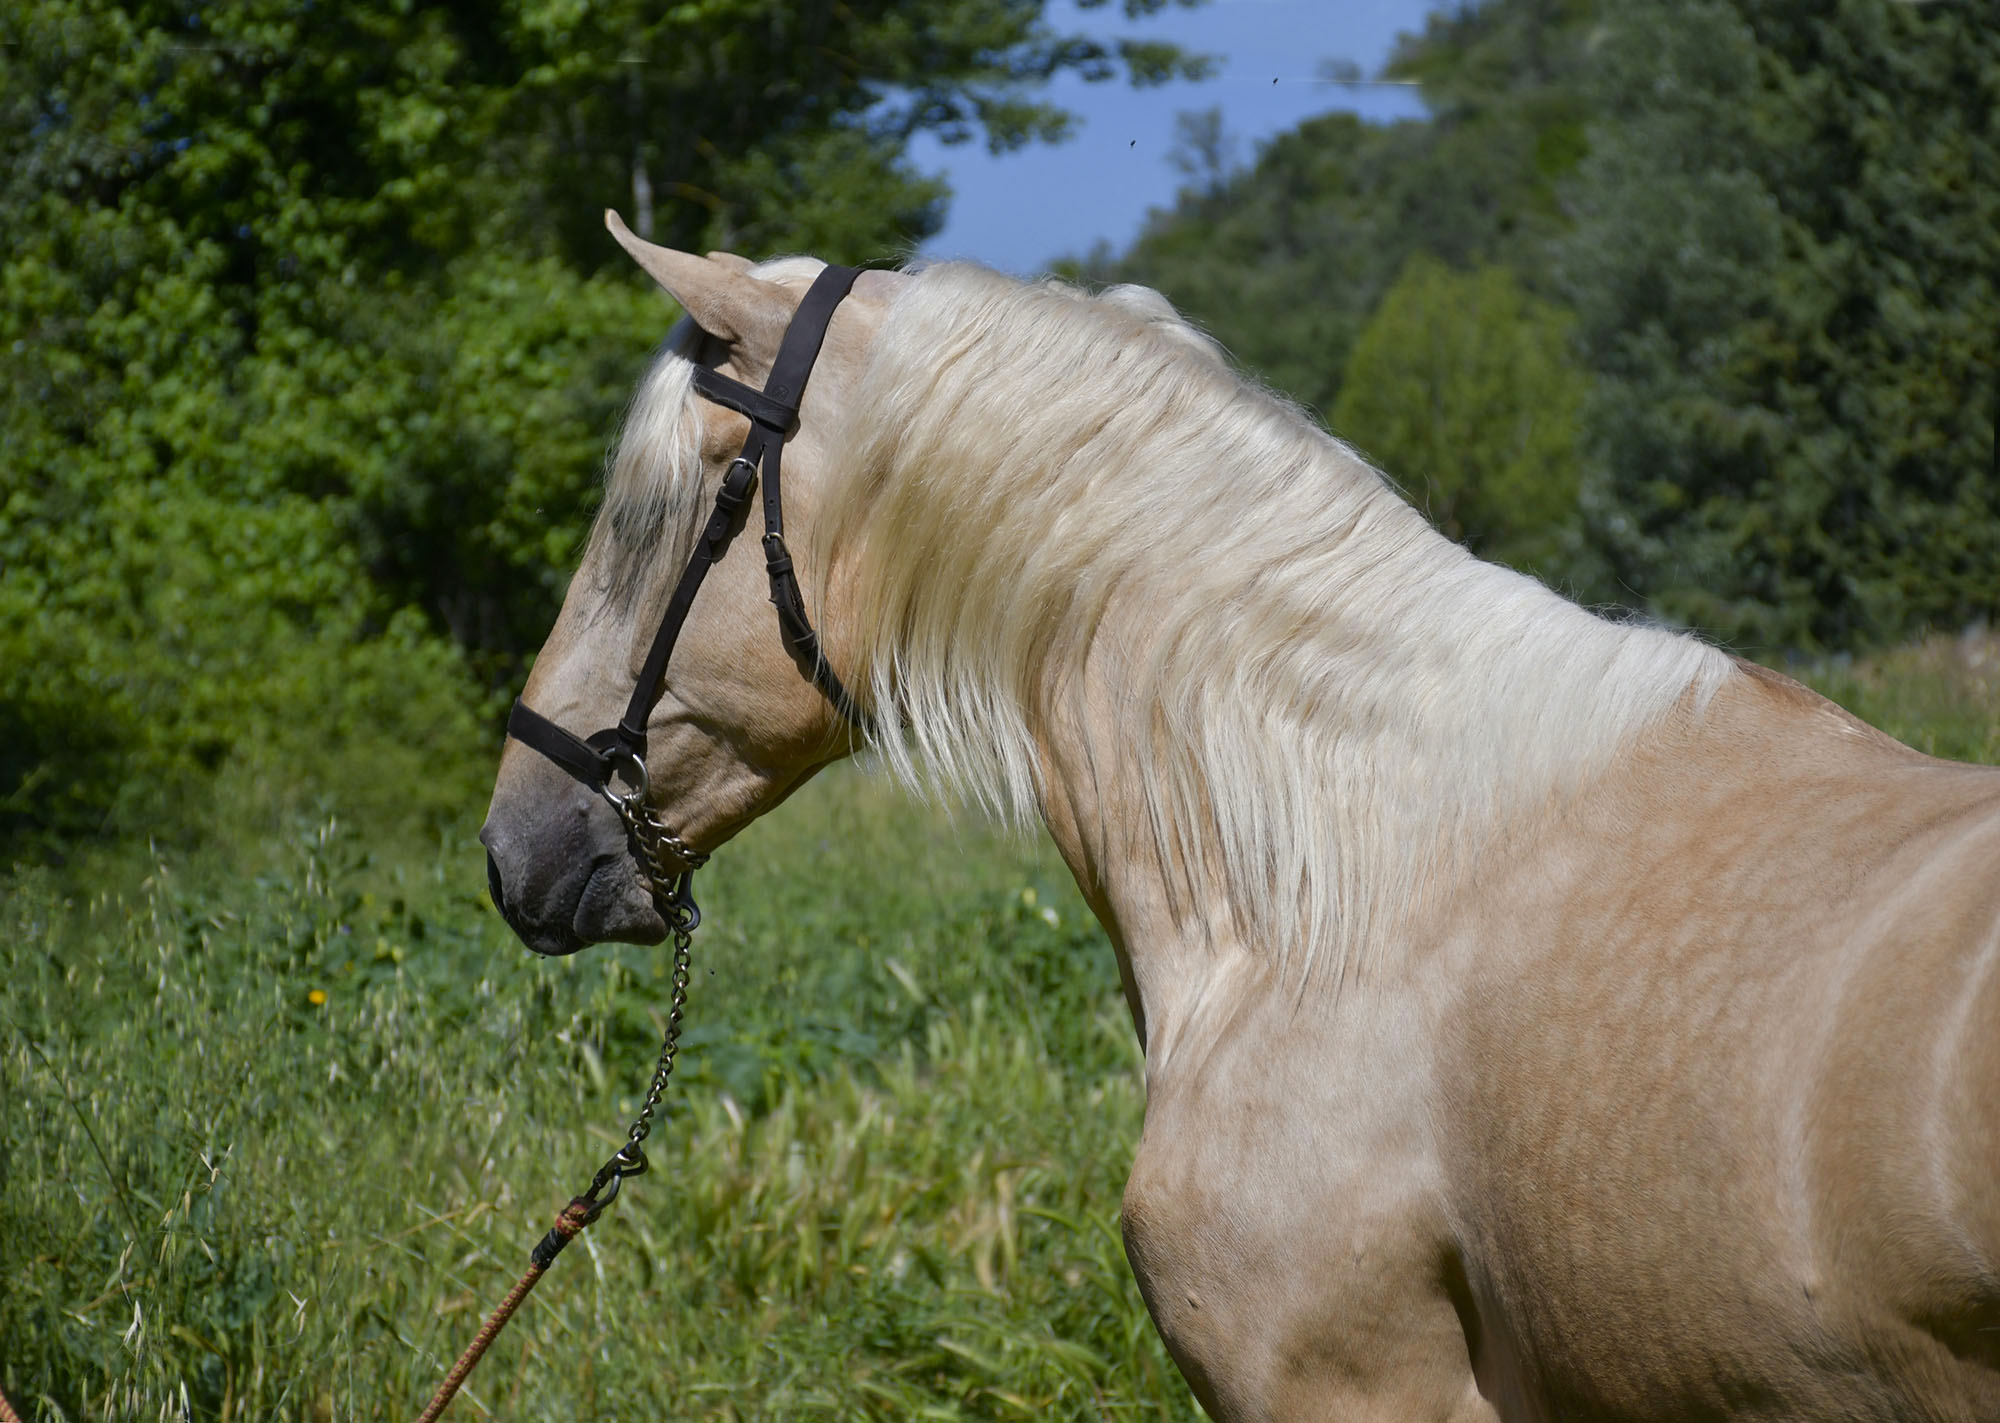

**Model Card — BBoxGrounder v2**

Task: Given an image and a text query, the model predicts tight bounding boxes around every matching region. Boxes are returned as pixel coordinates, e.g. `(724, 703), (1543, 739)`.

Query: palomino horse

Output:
(481, 214), (2000, 1420)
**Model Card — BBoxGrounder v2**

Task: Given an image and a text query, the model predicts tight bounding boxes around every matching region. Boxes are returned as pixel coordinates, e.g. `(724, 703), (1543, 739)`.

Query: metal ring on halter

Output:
(602, 746), (649, 810)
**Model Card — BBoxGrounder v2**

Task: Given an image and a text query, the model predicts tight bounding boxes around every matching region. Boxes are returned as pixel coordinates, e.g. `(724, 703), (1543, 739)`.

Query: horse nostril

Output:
(485, 849), (508, 917)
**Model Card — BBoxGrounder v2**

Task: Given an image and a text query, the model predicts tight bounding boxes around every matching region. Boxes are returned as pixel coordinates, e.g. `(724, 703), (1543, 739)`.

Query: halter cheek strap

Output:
(506, 263), (869, 839)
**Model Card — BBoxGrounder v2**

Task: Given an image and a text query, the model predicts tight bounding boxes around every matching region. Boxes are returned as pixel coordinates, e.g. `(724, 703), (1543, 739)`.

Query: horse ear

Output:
(705, 250), (756, 274)
(605, 210), (787, 359)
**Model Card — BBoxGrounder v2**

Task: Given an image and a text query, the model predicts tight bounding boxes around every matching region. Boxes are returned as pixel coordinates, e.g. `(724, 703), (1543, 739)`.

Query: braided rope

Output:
(412, 1196), (596, 1423)
(415, 804), (698, 1419)
(0, 1381), (23, 1423)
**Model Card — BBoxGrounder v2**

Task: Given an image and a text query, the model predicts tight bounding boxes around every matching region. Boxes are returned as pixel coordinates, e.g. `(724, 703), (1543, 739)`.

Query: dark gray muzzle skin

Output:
(479, 773), (664, 955)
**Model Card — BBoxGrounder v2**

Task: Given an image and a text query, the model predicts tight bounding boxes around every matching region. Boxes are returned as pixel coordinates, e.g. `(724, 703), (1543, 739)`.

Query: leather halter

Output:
(506, 263), (868, 857)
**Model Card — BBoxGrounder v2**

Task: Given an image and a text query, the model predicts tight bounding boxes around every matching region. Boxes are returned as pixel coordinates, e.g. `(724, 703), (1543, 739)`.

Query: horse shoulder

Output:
(1123, 972), (1493, 1420)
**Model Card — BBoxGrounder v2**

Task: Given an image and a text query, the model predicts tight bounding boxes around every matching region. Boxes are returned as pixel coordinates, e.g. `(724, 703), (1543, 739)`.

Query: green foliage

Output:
(0, 201), (497, 845)
(1078, 0), (1599, 416)
(1332, 255), (1588, 580)
(1558, 0), (2000, 649)
(0, 0), (1208, 856)
(0, 771), (1196, 1420)
(1084, 0), (1996, 653)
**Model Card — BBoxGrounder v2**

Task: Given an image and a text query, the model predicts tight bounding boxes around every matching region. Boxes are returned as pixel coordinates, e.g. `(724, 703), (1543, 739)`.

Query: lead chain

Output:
(586, 794), (704, 1199)
(619, 794), (709, 883)
(621, 896), (693, 1157)
(415, 809), (700, 1423)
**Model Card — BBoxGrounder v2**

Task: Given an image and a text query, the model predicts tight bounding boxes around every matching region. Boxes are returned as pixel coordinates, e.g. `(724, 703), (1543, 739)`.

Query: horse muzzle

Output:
(479, 797), (666, 955)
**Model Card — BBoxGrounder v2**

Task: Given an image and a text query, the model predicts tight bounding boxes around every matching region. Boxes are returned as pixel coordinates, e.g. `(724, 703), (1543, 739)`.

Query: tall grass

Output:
(1782, 630), (2000, 765)
(2, 773), (1188, 1420)
(3, 639), (1994, 1420)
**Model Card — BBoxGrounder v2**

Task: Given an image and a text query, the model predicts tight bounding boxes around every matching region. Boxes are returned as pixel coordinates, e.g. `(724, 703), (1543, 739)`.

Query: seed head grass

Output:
(2, 771), (1188, 1420)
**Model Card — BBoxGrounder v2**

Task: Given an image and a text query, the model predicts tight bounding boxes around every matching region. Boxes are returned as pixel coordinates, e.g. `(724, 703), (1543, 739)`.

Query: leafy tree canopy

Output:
(1332, 255), (1587, 583)
(1559, 0), (1999, 649)
(1076, 0), (1598, 417)
(1, 0), (1208, 852)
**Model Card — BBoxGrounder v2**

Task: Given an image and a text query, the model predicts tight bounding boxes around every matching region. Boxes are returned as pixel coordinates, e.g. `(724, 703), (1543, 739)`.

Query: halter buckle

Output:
(717, 456), (758, 510)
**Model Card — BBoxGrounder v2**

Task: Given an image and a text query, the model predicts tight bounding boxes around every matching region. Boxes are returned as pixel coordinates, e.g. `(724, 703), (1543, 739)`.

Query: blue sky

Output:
(912, 0), (1444, 275)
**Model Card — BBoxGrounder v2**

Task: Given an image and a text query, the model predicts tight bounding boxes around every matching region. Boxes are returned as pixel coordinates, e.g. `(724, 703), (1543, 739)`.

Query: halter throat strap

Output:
(507, 262), (868, 810)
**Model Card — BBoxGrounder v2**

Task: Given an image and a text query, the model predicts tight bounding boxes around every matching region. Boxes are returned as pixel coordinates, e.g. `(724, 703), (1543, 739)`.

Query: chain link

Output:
(585, 785), (707, 1199)
(612, 782), (709, 882)
(619, 883), (694, 1156)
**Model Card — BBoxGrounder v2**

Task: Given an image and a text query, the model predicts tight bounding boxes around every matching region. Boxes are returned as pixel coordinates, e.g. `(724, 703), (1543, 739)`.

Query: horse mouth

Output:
(570, 857), (668, 949)
(481, 820), (666, 956)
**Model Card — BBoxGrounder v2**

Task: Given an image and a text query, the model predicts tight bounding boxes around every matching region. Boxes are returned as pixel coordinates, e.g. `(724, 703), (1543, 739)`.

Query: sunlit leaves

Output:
(1, 0), (1208, 853)
(1333, 256), (1588, 583)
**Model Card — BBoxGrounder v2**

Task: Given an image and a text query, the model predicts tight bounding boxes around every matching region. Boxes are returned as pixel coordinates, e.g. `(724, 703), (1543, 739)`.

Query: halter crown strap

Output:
(508, 262), (868, 807)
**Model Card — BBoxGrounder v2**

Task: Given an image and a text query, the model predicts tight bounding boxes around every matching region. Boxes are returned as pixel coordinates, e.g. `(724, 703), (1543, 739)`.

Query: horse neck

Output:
(1025, 490), (1728, 1052)
(811, 271), (1726, 1036)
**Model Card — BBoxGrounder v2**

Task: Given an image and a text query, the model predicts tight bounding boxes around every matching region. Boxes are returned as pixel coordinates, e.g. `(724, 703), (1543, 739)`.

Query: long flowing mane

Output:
(808, 264), (1731, 984)
(596, 260), (1731, 984)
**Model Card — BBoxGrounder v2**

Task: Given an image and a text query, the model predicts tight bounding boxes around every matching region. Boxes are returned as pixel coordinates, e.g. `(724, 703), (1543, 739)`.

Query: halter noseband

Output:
(505, 263), (868, 891)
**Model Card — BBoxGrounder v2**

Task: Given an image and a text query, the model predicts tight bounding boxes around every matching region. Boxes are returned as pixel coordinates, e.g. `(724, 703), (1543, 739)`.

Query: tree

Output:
(1332, 256), (1588, 582)
(0, 0), (1209, 852)
(1168, 107), (1240, 201)
(1558, 0), (2000, 649)
(1081, 0), (1600, 417)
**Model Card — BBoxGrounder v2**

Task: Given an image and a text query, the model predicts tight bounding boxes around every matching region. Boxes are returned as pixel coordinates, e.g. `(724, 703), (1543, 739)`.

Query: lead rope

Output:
(413, 864), (697, 1423)
(0, 1383), (21, 1422)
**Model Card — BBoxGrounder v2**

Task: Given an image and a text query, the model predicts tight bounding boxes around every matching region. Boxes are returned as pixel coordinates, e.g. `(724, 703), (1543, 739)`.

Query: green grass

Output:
(1782, 631), (2000, 766)
(3, 637), (1994, 1421)
(2, 772), (1189, 1421)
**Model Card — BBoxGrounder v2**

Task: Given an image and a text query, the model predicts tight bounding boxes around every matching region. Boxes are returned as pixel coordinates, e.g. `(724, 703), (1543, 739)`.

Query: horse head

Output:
(480, 214), (901, 956)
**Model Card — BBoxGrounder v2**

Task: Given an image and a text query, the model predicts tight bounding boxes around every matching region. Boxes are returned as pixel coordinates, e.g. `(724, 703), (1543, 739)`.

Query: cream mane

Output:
(599, 259), (1731, 985)
(808, 264), (1731, 984)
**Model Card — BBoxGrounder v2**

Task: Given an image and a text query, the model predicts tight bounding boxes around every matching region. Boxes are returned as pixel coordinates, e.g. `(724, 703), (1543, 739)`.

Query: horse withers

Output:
(481, 213), (2000, 1420)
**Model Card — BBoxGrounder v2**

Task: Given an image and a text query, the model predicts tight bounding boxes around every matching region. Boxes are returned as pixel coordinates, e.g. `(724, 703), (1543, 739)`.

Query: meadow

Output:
(3, 638), (1996, 1421)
